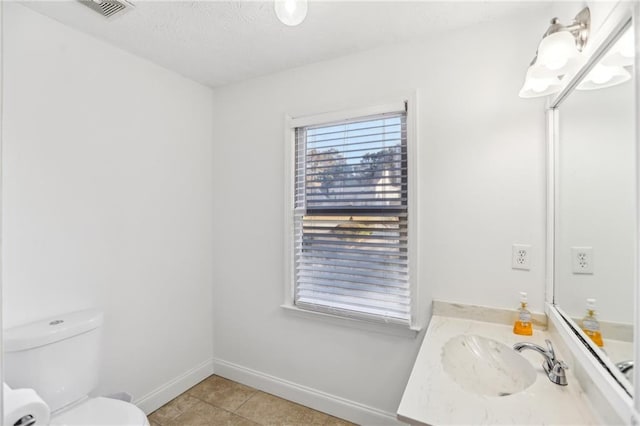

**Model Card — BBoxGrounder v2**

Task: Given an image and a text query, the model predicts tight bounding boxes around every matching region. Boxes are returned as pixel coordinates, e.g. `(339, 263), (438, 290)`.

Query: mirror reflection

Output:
(555, 24), (635, 388)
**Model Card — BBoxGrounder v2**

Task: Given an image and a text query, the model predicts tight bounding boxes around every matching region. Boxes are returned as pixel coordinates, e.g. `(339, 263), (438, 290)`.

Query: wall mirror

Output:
(551, 8), (635, 397)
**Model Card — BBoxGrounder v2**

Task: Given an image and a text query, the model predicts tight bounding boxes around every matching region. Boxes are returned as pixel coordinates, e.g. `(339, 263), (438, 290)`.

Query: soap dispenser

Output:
(513, 292), (533, 336)
(582, 298), (604, 347)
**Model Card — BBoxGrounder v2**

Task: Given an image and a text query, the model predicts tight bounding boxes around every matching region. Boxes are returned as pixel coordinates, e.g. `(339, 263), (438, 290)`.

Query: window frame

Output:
(282, 94), (422, 337)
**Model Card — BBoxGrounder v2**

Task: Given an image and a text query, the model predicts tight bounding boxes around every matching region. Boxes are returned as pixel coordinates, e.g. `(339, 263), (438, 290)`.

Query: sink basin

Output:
(441, 334), (536, 397)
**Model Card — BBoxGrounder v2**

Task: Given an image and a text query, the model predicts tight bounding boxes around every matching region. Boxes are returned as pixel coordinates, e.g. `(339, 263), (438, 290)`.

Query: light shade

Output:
(531, 31), (585, 79)
(519, 65), (563, 98)
(602, 27), (635, 67)
(274, 0), (307, 26)
(577, 64), (631, 90)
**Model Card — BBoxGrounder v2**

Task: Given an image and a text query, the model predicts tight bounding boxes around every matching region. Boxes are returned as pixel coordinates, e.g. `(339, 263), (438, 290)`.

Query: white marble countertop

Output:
(397, 315), (598, 425)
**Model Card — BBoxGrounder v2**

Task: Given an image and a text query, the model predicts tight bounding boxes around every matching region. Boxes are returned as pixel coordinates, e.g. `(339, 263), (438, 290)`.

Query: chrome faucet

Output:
(616, 360), (634, 374)
(513, 339), (569, 386)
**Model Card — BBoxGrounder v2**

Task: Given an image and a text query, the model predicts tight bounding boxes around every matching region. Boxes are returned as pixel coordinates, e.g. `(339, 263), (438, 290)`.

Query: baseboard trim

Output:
(134, 358), (214, 415)
(213, 358), (405, 425)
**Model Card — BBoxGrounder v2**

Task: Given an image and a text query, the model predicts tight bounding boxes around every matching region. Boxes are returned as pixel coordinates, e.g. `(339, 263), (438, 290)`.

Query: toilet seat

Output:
(50, 397), (149, 426)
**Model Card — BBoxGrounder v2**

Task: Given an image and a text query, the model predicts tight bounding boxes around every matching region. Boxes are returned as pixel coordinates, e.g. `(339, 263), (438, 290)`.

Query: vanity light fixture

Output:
(274, 0), (308, 26)
(602, 27), (635, 67)
(519, 7), (590, 98)
(577, 63), (631, 90)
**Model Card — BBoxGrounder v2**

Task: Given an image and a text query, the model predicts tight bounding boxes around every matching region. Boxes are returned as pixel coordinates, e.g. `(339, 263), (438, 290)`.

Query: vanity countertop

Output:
(397, 315), (598, 425)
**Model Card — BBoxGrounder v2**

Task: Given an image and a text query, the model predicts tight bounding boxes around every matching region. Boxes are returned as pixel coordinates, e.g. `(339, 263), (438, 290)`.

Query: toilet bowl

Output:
(4, 310), (149, 426)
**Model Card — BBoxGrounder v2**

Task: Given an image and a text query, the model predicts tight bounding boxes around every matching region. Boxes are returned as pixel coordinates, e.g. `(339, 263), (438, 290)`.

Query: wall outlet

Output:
(572, 247), (593, 274)
(512, 244), (531, 270)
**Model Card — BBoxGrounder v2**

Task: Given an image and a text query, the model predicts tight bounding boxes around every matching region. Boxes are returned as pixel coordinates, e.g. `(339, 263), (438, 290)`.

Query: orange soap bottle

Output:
(582, 298), (604, 347)
(513, 292), (533, 336)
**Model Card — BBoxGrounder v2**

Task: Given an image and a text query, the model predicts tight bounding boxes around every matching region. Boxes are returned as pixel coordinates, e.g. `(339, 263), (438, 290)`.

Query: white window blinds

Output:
(293, 109), (410, 324)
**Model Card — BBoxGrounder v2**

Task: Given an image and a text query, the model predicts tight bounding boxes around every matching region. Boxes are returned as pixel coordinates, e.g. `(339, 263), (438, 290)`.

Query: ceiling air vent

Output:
(78, 0), (134, 19)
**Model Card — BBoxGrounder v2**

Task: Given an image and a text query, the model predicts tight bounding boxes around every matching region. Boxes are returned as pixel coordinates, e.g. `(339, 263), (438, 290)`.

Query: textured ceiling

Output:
(22, 1), (550, 88)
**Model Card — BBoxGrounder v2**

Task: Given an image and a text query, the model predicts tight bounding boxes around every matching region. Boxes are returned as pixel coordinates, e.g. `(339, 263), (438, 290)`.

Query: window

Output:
(287, 102), (413, 326)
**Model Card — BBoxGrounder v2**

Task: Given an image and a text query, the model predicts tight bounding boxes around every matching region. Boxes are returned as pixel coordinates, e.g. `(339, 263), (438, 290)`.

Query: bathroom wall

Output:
(2, 3), (214, 409)
(210, 8), (550, 422)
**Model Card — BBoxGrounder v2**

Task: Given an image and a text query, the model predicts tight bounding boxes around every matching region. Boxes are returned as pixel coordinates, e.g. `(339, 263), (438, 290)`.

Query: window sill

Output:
(280, 303), (421, 338)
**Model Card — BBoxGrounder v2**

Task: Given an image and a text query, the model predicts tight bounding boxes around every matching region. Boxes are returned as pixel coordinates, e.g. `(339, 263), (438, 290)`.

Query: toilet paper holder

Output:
(14, 414), (36, 426)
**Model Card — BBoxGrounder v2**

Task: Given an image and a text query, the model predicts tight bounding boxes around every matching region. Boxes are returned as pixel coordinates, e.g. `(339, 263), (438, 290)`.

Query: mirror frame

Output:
(0, 1), (4, 422)
(546, 1), (639, 421)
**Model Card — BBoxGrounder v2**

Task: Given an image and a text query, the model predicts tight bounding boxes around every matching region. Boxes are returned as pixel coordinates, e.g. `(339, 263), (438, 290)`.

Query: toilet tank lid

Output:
(4, 309), (104, 352)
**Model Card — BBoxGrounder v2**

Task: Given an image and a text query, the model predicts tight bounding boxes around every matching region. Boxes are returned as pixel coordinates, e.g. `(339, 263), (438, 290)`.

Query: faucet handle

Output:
(615, 360), (633, 373)
(545, 339), (556, 360)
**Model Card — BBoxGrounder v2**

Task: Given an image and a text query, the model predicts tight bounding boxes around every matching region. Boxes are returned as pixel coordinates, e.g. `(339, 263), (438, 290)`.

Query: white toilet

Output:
(4, 310), (149, 426)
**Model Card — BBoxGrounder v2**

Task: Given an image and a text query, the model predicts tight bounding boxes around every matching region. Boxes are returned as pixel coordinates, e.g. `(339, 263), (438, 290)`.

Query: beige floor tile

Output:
(148, 419), (162, 426)
(188, 375), (257, 412)
(323, 415), (358, 426)
(166, 399), (258, 426)
(235, 392), (329, 426)
(148, 393), (201, 424)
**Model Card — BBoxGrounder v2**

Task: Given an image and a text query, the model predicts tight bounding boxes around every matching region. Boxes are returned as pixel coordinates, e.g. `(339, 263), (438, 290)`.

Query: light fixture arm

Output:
(542, 7), (590, 52)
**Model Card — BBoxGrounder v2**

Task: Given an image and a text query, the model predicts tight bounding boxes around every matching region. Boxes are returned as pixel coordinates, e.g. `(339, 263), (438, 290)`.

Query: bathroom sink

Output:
(441, 334), (536, 397)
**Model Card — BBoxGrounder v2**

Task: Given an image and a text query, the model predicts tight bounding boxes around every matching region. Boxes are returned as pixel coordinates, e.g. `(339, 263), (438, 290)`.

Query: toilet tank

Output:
(4, 309), (104, 412)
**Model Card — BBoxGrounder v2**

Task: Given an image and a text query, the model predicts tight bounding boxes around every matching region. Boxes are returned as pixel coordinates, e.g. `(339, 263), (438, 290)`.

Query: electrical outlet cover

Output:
(512, 244), (531, 270)
(571, 247), (593, 274)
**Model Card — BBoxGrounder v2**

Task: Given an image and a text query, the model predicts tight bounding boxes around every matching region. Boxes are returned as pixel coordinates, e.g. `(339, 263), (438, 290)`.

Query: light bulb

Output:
(531, 31), (584, 79)
(589, 64), (614, 85)
(541, 43), (570, 70)
(538, 32), (575, 68)
(274, 0), (308, 26)
(545, 57), (568, 71)
(285, 0), (296, 15)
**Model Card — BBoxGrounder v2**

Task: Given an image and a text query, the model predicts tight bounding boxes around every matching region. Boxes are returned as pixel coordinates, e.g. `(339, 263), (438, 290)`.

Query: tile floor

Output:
(148, 375), (357, 426)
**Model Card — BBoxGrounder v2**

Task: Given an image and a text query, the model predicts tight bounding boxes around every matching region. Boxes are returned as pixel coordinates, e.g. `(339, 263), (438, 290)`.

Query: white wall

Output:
(210, 9), (550, 421)
(2, 3), (214, 408)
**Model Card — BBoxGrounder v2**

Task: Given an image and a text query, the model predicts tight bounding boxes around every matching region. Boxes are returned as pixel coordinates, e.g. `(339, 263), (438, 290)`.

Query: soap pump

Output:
(582, 298), (604, 347)
(513, 291), (533, 336)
